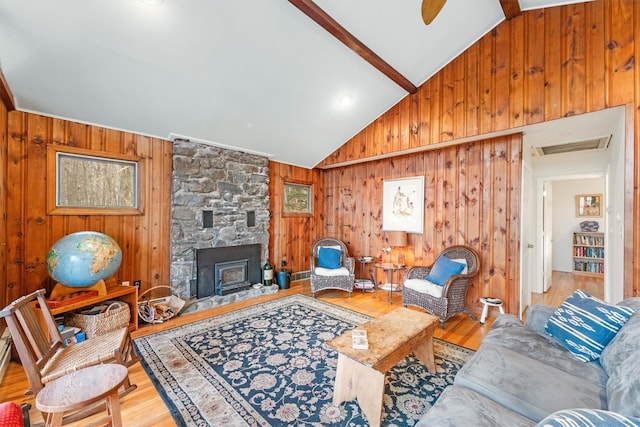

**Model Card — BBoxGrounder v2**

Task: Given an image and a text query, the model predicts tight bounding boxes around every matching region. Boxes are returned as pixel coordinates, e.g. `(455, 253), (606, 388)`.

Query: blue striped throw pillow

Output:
(536, 409), (640, 427)
(544, 289), (635, 362)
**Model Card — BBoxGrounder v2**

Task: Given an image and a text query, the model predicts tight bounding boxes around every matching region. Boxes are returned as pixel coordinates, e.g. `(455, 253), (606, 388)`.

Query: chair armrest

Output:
(441, 273), (473, 296)
(525, 305), (555, 334)
(343, 256), (355, 274)
(405, 266), (432, 280)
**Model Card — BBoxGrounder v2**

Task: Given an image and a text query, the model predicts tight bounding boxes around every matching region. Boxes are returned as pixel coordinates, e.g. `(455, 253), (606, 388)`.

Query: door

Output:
(520, 165), (533, 316)
(542, 182), (553, 292)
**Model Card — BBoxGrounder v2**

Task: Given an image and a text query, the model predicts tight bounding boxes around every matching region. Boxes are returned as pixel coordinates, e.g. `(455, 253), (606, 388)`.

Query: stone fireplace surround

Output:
(170, 140), (270, 301)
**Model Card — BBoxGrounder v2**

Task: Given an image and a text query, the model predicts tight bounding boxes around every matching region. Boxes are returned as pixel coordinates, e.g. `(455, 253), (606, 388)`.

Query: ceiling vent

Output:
(532, 135), (611, 157)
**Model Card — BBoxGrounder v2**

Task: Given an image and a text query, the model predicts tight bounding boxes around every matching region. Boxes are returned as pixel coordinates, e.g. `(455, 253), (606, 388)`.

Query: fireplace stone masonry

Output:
(170, 140), (270, 299)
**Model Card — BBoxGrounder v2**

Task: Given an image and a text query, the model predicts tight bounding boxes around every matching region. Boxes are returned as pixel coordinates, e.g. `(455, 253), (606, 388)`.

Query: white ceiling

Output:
(0, 0), (594, 168)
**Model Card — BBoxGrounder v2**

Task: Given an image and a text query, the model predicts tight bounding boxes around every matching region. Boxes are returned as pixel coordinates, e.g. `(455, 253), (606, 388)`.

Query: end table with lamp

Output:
(375, 230), (408, 303)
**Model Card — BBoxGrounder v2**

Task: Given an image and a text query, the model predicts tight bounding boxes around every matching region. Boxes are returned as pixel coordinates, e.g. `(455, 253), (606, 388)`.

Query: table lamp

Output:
(386, 231), (408, 265)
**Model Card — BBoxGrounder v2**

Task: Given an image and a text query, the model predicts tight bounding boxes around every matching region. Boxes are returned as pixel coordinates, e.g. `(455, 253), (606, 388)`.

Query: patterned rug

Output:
(134, 295), (474, 426)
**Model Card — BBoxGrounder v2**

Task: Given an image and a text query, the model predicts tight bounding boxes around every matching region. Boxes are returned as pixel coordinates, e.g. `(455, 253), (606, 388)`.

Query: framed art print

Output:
(382, 176), (424, 233)
(575, 193), (602, 217)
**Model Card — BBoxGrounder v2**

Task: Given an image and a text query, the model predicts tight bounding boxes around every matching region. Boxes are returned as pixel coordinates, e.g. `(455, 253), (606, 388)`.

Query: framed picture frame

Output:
(382, 176), (424, 233)
(575, 193), (602, 218)
(47, 145), (143, 215)
(283, 182), (312, 215)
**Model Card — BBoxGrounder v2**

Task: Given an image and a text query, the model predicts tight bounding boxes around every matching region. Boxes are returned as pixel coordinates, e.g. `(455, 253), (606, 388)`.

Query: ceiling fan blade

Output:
(421, 0), (446, 25)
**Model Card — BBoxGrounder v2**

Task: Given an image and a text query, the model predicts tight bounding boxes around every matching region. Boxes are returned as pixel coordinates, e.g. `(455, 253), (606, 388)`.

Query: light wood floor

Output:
(1, 272), (596, 426)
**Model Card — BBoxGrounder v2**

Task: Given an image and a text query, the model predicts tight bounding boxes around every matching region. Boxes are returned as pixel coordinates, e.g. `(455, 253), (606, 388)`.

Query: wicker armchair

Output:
(403, 245), (480, 328)
(310, 237), (355, 297)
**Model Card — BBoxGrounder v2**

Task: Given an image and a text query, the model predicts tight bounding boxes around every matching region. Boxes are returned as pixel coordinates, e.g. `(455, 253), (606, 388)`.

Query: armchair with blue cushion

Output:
(403, 245), (480, 328)
(310, 237), (355, 297)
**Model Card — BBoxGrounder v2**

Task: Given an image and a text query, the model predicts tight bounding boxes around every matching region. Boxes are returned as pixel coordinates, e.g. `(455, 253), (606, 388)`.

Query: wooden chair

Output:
(402, 245), (480, 328)
(310, 237), (355, 297)
(0, 289), (139, 398)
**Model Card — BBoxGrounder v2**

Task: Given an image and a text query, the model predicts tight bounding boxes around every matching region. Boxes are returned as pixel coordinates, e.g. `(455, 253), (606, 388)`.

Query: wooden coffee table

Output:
(326, 307), (438, 427)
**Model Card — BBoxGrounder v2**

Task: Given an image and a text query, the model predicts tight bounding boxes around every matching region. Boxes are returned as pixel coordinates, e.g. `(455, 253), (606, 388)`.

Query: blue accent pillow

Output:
(535, 409), (640, 427)
(317, 247), (342, 269)
(544, 289), (635, 362)
(425, 256), (466, 286)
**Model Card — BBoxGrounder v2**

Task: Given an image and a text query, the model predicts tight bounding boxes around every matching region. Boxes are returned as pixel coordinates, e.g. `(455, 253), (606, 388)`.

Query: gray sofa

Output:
(418, 297), (640, 426)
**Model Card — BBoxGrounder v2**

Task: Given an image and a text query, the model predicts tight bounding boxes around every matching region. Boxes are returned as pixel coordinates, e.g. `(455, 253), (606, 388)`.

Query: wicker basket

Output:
(65, 300), (130, 339)
(138, 286), (185, 324)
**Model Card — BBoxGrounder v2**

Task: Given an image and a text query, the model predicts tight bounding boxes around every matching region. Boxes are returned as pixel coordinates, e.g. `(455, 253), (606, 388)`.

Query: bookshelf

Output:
(572, 231), (604, 276)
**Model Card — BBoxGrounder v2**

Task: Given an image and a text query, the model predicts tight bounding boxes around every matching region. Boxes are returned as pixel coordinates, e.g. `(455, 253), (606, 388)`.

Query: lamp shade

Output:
(387, 230), (408, 247)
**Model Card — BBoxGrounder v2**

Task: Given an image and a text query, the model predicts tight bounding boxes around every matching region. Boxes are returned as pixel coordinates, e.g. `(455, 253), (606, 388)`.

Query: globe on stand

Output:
(46, 231), (122, 298)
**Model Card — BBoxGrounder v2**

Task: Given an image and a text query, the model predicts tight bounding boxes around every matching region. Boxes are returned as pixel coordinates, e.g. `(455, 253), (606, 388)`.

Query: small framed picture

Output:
(283, 182), (312, 214)
(575, 194), (602, 217)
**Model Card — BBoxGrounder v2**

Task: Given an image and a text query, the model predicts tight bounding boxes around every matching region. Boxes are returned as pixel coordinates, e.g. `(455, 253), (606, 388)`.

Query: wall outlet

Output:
(122, 281), (130, 286)
(133, 280), (141, 287)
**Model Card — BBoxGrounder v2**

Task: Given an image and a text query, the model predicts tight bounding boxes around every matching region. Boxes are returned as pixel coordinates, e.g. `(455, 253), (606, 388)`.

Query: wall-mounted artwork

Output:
(382, 176), (424, 233)
(47, 145), (143, 215)
(283, 182), (312, 214)
(575, 193), (602, 218)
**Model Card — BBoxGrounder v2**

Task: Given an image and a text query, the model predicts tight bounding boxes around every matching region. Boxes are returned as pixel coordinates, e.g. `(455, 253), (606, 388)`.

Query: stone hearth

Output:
(170, 140), (270, 300)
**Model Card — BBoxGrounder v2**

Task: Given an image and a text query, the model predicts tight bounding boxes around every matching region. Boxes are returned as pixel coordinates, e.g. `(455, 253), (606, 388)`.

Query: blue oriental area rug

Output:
(134, 295), (474, 426)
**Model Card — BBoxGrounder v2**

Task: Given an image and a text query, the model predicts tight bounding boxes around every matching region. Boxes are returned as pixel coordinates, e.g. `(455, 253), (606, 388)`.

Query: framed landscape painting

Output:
(382, 176), (424, 233)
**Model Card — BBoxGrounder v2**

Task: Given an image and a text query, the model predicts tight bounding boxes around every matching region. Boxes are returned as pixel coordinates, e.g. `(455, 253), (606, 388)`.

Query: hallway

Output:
(531, 270), (605, 307)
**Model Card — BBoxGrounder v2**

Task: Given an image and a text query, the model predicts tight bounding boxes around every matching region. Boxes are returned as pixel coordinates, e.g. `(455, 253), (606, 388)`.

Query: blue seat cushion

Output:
(317, 247), (342, 269)
(544, 289), (635, 362)
(425, 256), (466, 286)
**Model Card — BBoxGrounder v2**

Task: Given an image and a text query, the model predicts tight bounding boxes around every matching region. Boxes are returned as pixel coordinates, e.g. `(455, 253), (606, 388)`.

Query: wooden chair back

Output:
(0, 289), (64, 392)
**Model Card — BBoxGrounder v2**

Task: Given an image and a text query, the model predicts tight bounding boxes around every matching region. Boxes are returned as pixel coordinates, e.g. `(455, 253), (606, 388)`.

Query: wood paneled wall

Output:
(1, 111), (173, 308)
(269, 161), (324, 274)
(318, 0), (639, 298)
(0, 102), (7, 305)
(323, 135), (522, 312)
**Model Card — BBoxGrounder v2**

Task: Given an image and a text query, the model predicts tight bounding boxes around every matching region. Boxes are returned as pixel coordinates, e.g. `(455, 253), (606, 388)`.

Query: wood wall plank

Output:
(316, 0), (639, 298)
(269, 162), (324, 274)
(1, 112), (172, 307)
(321, 135), (522, 313)
(0, 101), (7, 308)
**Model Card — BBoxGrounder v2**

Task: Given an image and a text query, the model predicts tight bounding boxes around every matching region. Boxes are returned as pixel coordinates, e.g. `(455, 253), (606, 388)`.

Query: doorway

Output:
(518, 106), (626, 314)
(532, 176), (606, 304)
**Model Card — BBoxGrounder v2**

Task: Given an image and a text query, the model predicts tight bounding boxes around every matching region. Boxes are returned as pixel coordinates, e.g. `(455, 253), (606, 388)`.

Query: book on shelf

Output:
(352, 329), (369, 349)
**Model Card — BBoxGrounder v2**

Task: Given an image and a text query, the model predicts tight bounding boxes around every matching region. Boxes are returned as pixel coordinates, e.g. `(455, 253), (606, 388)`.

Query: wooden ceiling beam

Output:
(288, 0), (417, 94)
(0, 68), (15, 111)
(499, 0), (522, 20)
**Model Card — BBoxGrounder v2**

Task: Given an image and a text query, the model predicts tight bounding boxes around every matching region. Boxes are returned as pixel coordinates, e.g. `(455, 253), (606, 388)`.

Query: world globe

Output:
(46, 231), (122, 287)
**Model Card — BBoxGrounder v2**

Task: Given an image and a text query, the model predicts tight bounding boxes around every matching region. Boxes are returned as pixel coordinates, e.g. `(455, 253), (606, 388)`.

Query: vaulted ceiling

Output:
(0, 0), (592, 168)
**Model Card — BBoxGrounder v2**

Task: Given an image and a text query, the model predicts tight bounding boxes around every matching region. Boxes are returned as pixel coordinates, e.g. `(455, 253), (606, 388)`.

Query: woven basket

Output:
(138, 286), (185, 324)
(65, 301), (130, 339)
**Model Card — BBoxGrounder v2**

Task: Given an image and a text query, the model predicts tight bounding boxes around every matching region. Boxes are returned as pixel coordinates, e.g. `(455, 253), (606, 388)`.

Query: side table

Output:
(354, 257), (376, 292)
(36, 364), (128, 427)
(374, 263), (406, 303)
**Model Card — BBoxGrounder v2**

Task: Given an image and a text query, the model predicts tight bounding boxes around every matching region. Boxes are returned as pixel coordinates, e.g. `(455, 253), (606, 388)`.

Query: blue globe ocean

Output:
(46, 231), (122, 287)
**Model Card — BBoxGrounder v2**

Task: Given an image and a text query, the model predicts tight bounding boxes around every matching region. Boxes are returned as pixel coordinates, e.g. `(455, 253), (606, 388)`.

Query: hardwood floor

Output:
(1, 273), (592, 426)
(531, 270), (604, 307)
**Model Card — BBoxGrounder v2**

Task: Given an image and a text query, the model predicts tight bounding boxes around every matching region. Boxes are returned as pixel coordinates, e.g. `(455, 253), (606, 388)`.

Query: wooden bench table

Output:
(326, 307), (438, 427)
